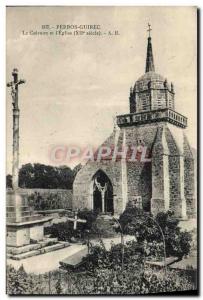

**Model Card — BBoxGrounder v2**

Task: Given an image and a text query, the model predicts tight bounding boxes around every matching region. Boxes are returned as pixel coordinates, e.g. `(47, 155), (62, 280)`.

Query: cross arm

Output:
(77, 219), (87, 223)
(17, 79), (26, 85)
(7, 81), (14, 87)
(67, 217), (76, 222)
(7, 79), (26, 88)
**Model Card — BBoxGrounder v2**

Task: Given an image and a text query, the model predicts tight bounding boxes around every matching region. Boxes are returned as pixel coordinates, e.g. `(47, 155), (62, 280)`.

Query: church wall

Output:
(123, 123), (158, 211)
(184, 157), (196, 217)
(127, 161), (151, 211)
(151, 125), (170, 214)
(183, 135), (196, 217)
(73, 121), (195, 219)
(73, 160), (123, 214)
(151, 155), (165, 214)
(164, 126), (180, 217)
(168, 156), (182, 217)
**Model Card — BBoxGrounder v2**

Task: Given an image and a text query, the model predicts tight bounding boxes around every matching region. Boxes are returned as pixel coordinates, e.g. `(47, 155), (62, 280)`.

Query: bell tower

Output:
(129, 25), (175, 115)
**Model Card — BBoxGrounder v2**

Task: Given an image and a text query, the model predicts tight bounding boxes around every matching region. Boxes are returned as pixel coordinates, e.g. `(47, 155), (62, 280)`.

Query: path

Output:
(7, 244), (86, 274)
(7, 235), (135, 274)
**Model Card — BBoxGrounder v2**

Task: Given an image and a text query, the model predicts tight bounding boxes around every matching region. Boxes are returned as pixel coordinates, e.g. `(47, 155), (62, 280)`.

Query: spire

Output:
(145, 23), (155, 73)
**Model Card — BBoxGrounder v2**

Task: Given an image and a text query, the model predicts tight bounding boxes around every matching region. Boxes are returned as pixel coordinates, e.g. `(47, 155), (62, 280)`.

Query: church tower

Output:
(73, 26), (196, 219)
(129, 34), (175, 114)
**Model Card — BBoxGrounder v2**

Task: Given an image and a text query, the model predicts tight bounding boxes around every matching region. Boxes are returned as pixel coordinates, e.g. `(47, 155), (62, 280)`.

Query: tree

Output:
(18, 163), (74, 189)
(58, 166), (74, 189)
(18, 163), (34, 188)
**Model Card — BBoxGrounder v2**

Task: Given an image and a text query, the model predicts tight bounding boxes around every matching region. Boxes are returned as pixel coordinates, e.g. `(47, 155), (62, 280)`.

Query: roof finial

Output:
(145, 23), (155, 73)
(147, 23), (152, 37)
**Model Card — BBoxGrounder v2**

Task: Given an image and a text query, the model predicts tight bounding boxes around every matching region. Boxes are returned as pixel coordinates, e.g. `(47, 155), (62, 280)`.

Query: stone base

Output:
(7, 237), (58, 255)
(7, 238), (70, 260)
(7, 217), (52, 247)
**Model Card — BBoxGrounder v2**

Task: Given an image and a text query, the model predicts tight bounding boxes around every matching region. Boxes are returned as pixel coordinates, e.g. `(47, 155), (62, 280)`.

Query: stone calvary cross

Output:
(7, 69), (25, 190)
(67, 210), (87, 230)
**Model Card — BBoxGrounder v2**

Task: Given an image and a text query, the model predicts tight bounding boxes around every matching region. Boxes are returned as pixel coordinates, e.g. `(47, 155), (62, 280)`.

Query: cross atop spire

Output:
(147, 23), (152, 37)
(145, 24), (155, 73)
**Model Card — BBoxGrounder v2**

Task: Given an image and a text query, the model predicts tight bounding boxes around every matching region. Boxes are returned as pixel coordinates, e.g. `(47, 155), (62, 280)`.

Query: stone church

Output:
(73, 32), (196, 219)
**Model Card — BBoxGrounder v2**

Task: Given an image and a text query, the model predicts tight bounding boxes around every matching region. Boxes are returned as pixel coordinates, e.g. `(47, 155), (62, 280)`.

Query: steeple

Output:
(145, 24), (155, 73)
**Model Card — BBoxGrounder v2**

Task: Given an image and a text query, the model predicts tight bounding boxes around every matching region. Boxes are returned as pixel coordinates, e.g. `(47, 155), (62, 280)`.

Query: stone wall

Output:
(21, 188), (72, 210)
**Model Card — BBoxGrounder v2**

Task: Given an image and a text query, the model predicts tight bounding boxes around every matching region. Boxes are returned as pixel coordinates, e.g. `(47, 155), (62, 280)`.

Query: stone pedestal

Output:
(6, 189), (52, 248)
(7, 219), (52, 247)
(6, 189), (71, 261)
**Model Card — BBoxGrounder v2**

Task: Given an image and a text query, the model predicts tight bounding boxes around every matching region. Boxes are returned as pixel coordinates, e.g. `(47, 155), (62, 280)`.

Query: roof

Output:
(136, 71), (165, 83)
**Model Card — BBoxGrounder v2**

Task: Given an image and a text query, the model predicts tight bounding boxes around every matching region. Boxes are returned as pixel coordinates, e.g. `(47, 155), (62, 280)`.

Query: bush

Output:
(7, 259), (196, 295)
(118, 208), (192, 259)
(88, 266), (195, 294)
(45, 221), (75, 241)
(84, 242), (196, 294)
(45, 209), (98, 241)
(77, 209), (98, 230)
(86, 240), (144, 273)
(7, 265), (41, 295)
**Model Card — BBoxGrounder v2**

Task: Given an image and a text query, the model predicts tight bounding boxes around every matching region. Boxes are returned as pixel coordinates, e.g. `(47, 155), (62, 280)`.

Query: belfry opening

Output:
(92, 170), (114, 214)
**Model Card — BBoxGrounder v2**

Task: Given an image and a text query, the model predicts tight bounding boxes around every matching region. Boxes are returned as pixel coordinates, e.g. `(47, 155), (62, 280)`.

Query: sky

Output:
(6, 6), (197, 173)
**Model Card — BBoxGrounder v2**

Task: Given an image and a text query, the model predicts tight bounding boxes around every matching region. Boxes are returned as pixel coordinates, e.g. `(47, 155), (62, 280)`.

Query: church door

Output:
(92, 170), (114, 214)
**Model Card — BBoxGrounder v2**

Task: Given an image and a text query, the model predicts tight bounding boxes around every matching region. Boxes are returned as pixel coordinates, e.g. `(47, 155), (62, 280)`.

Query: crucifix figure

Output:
(94, 177), (108, 213)
(147, 23), (152, 37)
(7, 69), (25, 190)
(67, 210), (87, 230)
